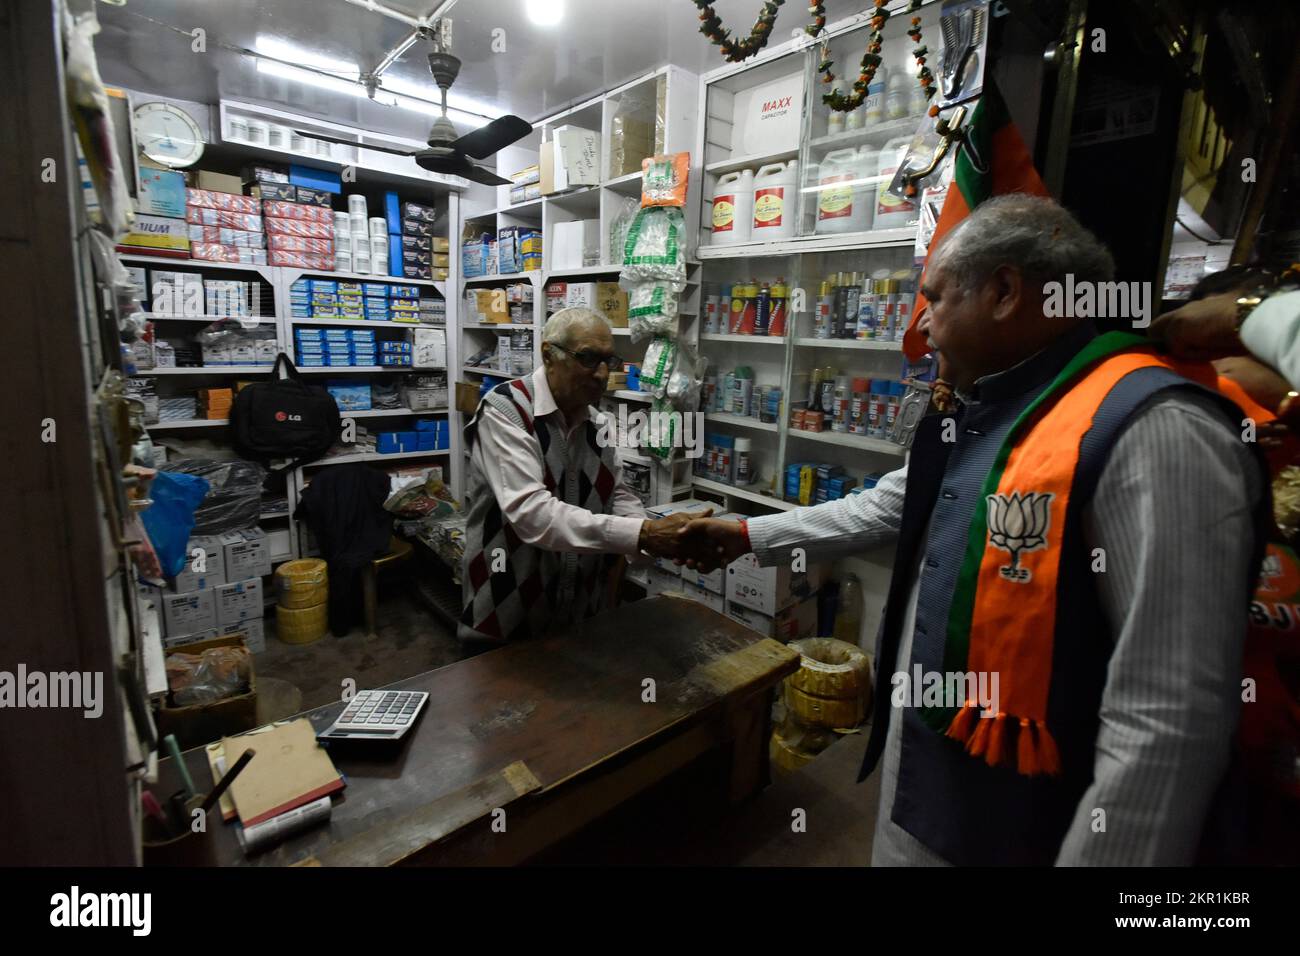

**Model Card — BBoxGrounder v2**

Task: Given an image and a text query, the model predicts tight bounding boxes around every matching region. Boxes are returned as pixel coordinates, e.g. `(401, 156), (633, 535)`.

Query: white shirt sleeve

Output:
(744, 463), (908, 566)
(471, 405), (644, 556)
(1240, 290), (1300, 390)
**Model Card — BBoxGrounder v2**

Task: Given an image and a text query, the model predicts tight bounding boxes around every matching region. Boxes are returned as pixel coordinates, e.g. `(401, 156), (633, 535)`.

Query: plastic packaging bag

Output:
(140, 470), (211, 578)
(625, 280), (682, 343)
(608, 195), (640, 268)
(166, 458), (267, 535)
(384, 469), (459, 518)
(167, 647), (252, 706)
(639, 336), (679, 398)
(641, 152), (690, 207)
(620, 206), (686, 284)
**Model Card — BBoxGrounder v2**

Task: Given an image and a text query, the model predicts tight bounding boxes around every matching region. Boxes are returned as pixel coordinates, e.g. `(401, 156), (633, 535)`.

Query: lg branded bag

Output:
(230, 354), (341, 477)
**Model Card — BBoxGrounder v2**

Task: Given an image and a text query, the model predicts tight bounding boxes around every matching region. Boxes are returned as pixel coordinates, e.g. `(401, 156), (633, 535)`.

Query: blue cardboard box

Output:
(290, 164), (342, 194)
(416, 433), (435, 451)
(397, 430), (419, 452)
(326, 382), (371, 411)
(377, 433), (401, 454)
(384, 192), (402, 235)
(380, 341), (411, 354)
(388, 236), (403, 274)
(363, 283), (389, 297)
(414, 418), (438, 432)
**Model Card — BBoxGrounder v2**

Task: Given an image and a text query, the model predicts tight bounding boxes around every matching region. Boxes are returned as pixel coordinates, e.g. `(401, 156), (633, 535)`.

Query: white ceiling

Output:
(93, 0), (783, 142)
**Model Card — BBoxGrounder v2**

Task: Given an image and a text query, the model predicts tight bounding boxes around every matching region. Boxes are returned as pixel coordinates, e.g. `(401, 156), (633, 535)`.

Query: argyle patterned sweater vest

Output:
(458, 378), (621, 643)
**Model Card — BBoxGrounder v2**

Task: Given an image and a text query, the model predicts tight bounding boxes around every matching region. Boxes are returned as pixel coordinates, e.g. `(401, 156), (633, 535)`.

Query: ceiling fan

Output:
(298, 20), (530, 185)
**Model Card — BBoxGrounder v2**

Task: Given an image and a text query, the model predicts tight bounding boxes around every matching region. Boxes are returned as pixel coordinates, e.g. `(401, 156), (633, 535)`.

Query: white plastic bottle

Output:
(815, 148), (871, 234)
(874, 137), (918, 229)
(863, 67), (888, 126)
(751, 161), (798, 241)
(711, 169), (754, 244)
(827, 80), (847, 135)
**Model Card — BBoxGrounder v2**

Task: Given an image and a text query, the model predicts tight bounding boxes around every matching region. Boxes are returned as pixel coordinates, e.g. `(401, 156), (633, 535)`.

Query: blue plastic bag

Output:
(140, 471), (211, 579)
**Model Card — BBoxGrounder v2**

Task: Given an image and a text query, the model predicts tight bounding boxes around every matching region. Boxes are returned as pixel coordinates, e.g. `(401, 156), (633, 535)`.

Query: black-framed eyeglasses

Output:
(550, 344), (622, 370)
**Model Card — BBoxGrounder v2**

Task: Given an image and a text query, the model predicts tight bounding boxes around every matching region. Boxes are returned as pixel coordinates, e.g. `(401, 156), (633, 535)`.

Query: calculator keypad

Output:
(332, 690), (428, 737)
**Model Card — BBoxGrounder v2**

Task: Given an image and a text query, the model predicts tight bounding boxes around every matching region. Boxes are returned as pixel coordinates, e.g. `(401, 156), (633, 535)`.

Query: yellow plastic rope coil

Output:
(275, 602), (328, 645)
(274, 559), (328, 610)
(770, 730), (818, 773)
(784, 681), (866, 730)
(788, 637), (872, 701)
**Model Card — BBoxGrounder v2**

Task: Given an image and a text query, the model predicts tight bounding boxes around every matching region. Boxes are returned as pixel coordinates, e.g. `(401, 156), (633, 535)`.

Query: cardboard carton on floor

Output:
(221, 528), (271, 581)
(216, 577), (264, 626)
(726, 552), (826, 617)
(725, 594), (818, 641)
(158, 634), (257, 748)
(159, 587), (217, 639)
(170, 535), (227, 593)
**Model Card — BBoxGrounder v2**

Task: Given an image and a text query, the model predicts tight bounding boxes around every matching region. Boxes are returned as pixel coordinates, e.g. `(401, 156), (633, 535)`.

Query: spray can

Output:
(768, 279), (788, 337)
(856, 277), (878, 340)
(868, 379), (886, 438)
(844, 272), (862, 340)
(850, 377), (871, 434)
(704, 292), (720, 334)
(894, 279), (913, 344)
(808, 367), (824, 410)
(885, 381), (902, 438)
(820, 369), (836, 417)
(755, 281), (771, 336)
(734, 437), (753, 485)
(878, 279), (899, 342)
(815, 281), (833, 339)
(832, 272), (849, 338)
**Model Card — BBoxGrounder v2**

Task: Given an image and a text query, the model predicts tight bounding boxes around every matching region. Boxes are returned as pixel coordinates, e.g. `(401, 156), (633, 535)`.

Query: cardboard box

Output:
(552, 219), (600, 270)
(596, 282), (628, 327)
(413, 327), (447, 368)
(646, 566), (686, 597)
(474, 288), (510, 323)
(726, 552), (825, 616)
(564, 282), (598, 310)
(219, 619), (265, 654)
(725, 594), (818, 641)
(137, 167), (187, 217)
(215, 577), (264, 626)
(170, 535), (227, 593)
(682, 582), (726, 614)
(553, 125), (600, 190)
(456, 381), (482, 414)
(157, 634), (257, 748)
(120, 214), (190, 254)
(539, 138), (556, 195)
(196, 170), (245, 195)
(731, 70), (805, 156)
(221, 528), (272, 580)
(163, 628), (218, 650)
(159, 587), (217, 638)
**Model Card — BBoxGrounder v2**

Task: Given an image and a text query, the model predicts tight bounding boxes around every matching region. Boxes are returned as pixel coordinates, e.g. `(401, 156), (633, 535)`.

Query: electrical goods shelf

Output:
(147, 419), (228, 430)
(807, 116), (920, 151)
(297, 365), (431, 373)
(793, 337), (903, 350)
(704, 147), (800, 176)
(342, 407), (449, 418)
(545, 265), (622, 278)
(290, 318), (434, 329)
(692, 476), (797, 511)
(286, 268), (445, 291)
(462, 366), (511, 376)
(307, 449), (452, 467)
(117, 252), (269, 274)
(703, 413), (779, 433)
(696, 228), (915, 260)
(144, 313), (273, 324)
(464, 271), (541, 285)
(787, 429), (907, 455)
(136, 366), (270, 375)
(701, 333), (786, 345)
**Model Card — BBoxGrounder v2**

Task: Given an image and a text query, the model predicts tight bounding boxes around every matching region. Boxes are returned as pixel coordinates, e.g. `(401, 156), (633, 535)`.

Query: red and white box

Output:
(261, 199), (334, 224)
(186, 207), (264, 231)
(188, 225), (265, 247)
(265, 217), (334, 239)
(191, 243), (267, 265)
(268, 234), (334, 255)
(186, 188), (261, 215)
(267, 249), (333, 270)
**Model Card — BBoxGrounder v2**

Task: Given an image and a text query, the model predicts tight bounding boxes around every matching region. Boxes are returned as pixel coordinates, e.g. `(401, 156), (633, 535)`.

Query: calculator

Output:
(317, 690), (429, 742)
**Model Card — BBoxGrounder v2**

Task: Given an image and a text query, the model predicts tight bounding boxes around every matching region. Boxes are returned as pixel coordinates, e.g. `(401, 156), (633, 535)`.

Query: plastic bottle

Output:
(711, 169), (754, 244)
(734, 437), (753, 485)
(834, 573), (864, 646)
(751, 161), (798, 241)
(908, 80), (928, 117)
(864, 67), (888, 126)
(827, 80), (848, 135)
(768, 279), (789, 337)
(816, 148), (871, 234)
(886, 71), (909, 121)
(875, 137), (919, 229)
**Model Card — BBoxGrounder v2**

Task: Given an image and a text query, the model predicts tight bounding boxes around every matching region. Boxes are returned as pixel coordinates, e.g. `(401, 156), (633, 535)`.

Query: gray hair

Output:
(933, 194), (1115, 292)
(542, 307), (611, 348)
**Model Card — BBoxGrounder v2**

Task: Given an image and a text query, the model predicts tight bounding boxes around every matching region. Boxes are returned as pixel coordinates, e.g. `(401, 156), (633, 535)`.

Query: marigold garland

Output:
(693, 0), (785, 63)
(808, 0), (937, 112)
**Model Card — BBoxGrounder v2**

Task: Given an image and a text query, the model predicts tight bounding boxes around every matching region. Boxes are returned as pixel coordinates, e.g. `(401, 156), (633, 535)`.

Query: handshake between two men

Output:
(635, 511), (752, 572)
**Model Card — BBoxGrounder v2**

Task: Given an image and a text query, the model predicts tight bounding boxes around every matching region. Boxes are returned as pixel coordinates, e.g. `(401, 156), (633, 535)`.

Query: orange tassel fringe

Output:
(945, 705), (1063, 777)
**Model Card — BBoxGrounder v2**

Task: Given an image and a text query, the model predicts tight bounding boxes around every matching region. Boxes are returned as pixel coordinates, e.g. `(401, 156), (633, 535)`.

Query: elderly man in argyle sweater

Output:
(459, 308), (700, 644)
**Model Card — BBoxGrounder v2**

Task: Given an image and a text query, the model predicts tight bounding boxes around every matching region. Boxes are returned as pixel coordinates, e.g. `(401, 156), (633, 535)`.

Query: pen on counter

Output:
(167, 788), (190, 834)
(200, 748), (256, 815)
(141, 790), (168, 828)
(163, 734), (196, 799)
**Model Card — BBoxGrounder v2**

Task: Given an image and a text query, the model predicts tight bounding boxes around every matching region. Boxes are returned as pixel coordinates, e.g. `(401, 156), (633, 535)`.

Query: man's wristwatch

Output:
(1235, 293), (1267, 334)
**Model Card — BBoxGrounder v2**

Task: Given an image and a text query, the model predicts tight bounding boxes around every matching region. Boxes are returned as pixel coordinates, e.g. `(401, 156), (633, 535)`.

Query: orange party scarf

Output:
(928, 331), (1269, 776)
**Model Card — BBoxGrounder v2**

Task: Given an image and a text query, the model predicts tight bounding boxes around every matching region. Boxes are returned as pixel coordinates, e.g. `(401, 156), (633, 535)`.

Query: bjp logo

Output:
(986, 491), (1054, 583)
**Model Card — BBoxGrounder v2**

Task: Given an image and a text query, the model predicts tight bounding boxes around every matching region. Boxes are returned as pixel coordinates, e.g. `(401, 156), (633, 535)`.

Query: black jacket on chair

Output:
(294, 464), (393, 635)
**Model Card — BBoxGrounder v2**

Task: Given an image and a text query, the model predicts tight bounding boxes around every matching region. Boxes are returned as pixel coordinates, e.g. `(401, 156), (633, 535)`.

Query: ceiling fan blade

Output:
(452, 115), (533, 159)
(292, 130), (418, 157)
(414, 150), (511, 185)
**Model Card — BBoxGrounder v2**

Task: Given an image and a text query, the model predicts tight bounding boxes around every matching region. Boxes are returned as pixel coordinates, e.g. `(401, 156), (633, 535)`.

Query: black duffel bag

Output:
(230, 353), (341, 480)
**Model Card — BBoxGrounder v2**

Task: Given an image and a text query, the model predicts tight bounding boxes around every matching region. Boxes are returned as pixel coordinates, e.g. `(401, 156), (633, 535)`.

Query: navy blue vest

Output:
(858, 325), (1263, 865)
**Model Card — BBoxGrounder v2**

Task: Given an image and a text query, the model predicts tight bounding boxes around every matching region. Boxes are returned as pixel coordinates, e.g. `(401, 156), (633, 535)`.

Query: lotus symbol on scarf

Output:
(986, 491), (1054, 582)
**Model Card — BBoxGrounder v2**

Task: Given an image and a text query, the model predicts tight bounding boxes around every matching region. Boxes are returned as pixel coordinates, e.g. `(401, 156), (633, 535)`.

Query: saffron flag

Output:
(902, 82), (1051, 361)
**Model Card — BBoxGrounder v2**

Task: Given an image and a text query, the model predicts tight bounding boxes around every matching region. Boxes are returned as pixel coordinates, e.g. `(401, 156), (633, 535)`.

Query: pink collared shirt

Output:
(469, 367), (646, 555)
